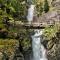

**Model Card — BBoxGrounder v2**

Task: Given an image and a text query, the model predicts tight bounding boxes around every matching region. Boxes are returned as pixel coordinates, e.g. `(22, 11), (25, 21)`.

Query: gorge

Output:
(0, 0), (60, 60)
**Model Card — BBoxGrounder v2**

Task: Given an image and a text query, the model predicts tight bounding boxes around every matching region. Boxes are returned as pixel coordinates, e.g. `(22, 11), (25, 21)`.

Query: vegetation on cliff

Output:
(0, 0), (60, 60)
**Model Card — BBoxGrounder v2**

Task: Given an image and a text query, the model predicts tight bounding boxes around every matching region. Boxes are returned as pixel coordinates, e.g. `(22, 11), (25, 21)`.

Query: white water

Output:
(27, 5), (35, 24)
(31, 30), (47, 60)
(27, 4), (47, 60)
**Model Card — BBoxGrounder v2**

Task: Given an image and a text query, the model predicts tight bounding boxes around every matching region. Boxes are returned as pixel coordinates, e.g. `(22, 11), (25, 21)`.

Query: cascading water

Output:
(27, 5), (35, 24)
(27, 2), (48, 60)
(31, 29), (47, 60)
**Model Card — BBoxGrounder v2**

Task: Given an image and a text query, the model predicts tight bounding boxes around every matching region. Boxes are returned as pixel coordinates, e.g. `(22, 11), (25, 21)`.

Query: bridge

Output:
(8, 11), (60, 29)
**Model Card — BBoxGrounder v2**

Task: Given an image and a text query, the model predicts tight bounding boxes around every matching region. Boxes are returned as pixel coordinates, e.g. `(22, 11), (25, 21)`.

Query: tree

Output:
(36, 3), (43, 16)
(39, 3), (43, 15)
(44, 0), (49, 13)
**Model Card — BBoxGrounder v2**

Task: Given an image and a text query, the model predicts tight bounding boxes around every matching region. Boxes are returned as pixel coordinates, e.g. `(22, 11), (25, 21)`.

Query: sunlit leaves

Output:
(43, 25), (60, 40)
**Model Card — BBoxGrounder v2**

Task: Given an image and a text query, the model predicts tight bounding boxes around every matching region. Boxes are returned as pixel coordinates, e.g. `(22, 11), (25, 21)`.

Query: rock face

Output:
(51, 0), (60, 7)
(39, 11), (60, 24)
(46, 31), (60, 60)
(32, 10), (60, 28)
(23, 49), (33, 60)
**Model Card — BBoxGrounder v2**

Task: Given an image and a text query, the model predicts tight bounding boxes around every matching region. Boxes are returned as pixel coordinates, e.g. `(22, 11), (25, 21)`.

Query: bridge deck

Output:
(8, 21), (56, 29)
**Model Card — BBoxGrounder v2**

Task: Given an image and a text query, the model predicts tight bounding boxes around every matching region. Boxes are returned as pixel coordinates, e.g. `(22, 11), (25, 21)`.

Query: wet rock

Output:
(23, 49), (33, 60)
(45, 31), (60, 60)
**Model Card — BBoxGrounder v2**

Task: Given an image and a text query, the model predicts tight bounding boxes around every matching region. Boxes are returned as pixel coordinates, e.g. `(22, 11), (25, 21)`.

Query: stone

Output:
(0, 52), (3, 60)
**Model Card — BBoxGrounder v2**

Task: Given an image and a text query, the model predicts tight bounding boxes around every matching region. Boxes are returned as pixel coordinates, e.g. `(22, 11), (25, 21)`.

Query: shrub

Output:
(44, 0), (49, 13)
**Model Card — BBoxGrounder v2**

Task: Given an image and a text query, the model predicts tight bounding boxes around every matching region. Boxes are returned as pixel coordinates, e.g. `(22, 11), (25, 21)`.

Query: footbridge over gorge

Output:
(9, 11), (60, 29)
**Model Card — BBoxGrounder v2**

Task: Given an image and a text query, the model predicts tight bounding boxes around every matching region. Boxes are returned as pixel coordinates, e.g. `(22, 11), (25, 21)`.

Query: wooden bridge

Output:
(8, 11), (60, 29)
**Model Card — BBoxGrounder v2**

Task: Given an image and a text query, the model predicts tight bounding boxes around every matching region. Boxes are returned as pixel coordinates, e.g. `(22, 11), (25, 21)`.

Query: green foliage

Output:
(0, 0), (27, 20)
(36, 3), (43, 16)
(0, 39), (19, 46)
(10, 0), (20, 12)
(21, 38), (31, 51)
(0, 39), (19, 59)
(0, 39), (19, 53)
(44, 0), (49, 13)
(43, 25), (60, 40)
(10, 0), (27, 19)
(0, 10), (5, 29)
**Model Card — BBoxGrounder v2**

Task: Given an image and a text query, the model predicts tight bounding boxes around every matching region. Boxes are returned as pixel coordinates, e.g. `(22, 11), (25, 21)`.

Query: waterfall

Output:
(31, 29), (47, 60)
(27, 5), (35, 24)
(27, 2), (48, 60)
